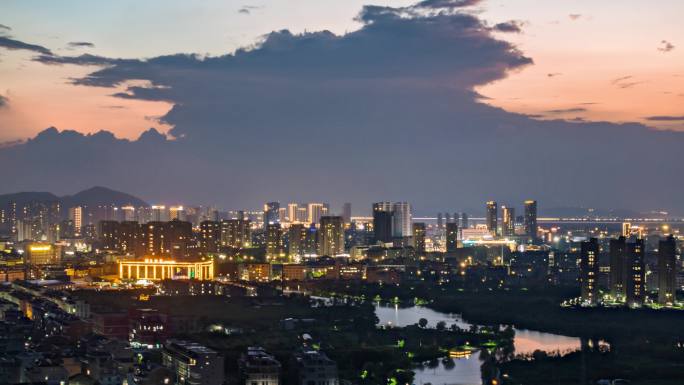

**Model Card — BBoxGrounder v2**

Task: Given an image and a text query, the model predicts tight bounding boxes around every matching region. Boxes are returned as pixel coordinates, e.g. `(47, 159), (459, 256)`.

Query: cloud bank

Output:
(1, 1), (683, 213)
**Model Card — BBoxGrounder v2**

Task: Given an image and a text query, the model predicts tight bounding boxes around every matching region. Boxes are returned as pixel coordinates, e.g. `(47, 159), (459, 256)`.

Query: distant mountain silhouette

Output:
(60, 186), (148, 208)
(0, 186), (148, 208)
(0, 191), (60, 207)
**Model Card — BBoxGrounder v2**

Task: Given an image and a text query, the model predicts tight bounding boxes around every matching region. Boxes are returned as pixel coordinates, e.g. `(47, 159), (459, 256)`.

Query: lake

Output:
(375, 304), (581, 385)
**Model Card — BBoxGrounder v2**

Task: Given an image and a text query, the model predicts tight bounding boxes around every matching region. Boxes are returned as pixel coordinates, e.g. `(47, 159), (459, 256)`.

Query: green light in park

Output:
(360, 370), (368, 379)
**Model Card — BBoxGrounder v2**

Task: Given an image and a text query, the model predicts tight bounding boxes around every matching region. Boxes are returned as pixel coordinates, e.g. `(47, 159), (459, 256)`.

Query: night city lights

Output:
(0, 1), (683, 385)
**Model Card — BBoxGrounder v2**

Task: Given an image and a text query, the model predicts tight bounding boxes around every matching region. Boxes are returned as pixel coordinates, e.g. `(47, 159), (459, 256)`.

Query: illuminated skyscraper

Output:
(523, 200), (537, 239)
(501, 205), (515, 237)
(151, 205), (169, 222)
(657, 235), (677, 305)
(391, 202), (412, 238)
(412, 222), (426, 254)
(580, 238), (599, 305)
(287, 203), (299, 223)
(437, 213), (443, 229)
(626, 239), (645, 306)
(169, 206), (185, 221)
(69, 206), (83, 236)
(446, 222), (459, 253)
(288, 223), (307, 258)
(221, 219), (251, 248)
(318, 216), (344, 256)
(200, 220), (221, 253)
(265, 223), (284, 260)
(296, 207), (308, 223)
(264, 202), (280, 225)
(486, 201), (498, 236)
(307, 203), (326, 225)
(609, 236), (627, 300)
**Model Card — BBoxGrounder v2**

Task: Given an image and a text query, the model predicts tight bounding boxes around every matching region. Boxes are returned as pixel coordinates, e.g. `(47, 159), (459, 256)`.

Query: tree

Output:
(418, 318), (428, 328)
(436, 321), (446, 331)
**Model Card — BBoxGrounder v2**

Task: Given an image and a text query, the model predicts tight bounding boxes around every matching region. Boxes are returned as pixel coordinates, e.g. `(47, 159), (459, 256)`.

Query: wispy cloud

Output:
(547, 72), (562, 78)
(238, 5), (261, 14)
(0, 94), (8, 108)
(658, 40), (675, 53)
(67, 41), (95, 49)
(568, 14), (582, 21)
(611, 75), (645, 89)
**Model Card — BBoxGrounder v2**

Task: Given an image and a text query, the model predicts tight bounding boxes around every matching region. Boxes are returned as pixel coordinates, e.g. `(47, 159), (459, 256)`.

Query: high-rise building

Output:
(287, 203), (299, 223)
(501, 205), (515, 237)
(412, 222), (426, 254)
(318, 216), (345, 256)
(307, 203), (326, 225)
(626, 239), (645, 306)
(486, 201), (498, 236)
(437, 213), (443, 229)
(288, 223), (308, 258)
(523, 200), (537, 239)
(580, 238), (600, 305)
(657, 235), (677, 305)
(200, 220), (221, 253)
(452, 212), (460, 226)
(609, 236), (627, 300)
(121, 205), (136, 222)
(169, 206), (185, 221)
(151, 205), (169, 222)
(446, 222), (459, 253)
(69, 206), (83, 236)
(296, 207), (308, 223)
(391, 202), (412, 238)
(264, 202), (280, 225)
(265, 223), (284, 260)
(445, 212), (451, 225)
(372, 202), (393, 244)
(609, 236), (627, 299)
(342, 202), (352, 224)
(221, 219), (251, 248)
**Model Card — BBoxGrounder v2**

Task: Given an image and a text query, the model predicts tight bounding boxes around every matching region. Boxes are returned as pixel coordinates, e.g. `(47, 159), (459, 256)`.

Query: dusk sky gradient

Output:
(0, 0), (682, 214)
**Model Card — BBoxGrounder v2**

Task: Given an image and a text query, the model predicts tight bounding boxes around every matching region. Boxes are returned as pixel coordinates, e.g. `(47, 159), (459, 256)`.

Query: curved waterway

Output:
(375, 304), (581, 385)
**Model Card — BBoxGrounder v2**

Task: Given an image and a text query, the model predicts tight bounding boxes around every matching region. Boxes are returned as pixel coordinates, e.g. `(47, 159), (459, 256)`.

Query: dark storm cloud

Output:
(658, 40), (675, 53)
(3, 1), (684, 214)
(493, 21), (524, 33)
(67, 41), (95, 49)
(0, 36), (52, 55)
(644, 115), (684, 121)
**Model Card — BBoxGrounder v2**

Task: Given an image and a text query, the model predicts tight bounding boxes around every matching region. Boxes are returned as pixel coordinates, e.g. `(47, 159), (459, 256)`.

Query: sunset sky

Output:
(1, 0), (682, 142)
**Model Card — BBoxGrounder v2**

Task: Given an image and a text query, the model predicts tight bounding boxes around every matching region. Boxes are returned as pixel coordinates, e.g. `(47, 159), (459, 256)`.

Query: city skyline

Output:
(1, 1), (683, 213)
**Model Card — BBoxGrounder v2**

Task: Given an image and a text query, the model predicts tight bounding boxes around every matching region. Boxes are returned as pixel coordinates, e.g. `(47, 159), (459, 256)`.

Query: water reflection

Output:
(413, 352), (483, 385)
(374, 304), (581, 355)
(374, 304), (583, 385)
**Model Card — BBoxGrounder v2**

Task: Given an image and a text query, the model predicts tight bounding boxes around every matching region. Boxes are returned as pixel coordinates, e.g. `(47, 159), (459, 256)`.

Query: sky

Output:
(0, 0), (683, 213)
